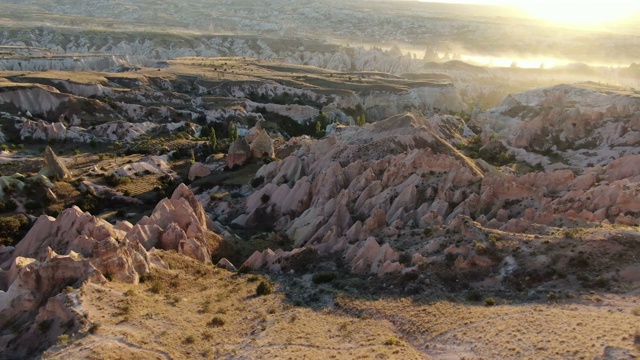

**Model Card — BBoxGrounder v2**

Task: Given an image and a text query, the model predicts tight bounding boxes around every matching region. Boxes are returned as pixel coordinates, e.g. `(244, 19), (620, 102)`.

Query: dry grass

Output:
(339, 297), (640, 359)
(43, 251), (423, 359)
(41, 249), (640, 359)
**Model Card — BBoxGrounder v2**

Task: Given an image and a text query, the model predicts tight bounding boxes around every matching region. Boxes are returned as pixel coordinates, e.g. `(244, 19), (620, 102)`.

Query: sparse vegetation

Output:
(56, 334), (70, 345)
(485, 297), (496, 306)
(0, 214), (30, 246)
(37, 319), (53, 333)
(104, 173), (131, 187)
(384, 337), (400, 346)
(207, 316), (225, 328)
(149, 280), (164, 294)
(312, 272), (337, 284)
(183, 335), (196, 344)
(209, 127), (217, 151)
(88, 322), (101, 334)
(256, 281), (273, 296)
(227, 122), (239, 142)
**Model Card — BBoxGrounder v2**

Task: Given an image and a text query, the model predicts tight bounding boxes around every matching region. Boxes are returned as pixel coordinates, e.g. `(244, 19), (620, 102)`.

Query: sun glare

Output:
(419, 0), (640, 27)
(517, 1), (640, 26)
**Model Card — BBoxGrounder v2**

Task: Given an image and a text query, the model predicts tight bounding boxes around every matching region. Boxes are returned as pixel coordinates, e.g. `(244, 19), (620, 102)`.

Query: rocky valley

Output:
(0, 1), (639, 359)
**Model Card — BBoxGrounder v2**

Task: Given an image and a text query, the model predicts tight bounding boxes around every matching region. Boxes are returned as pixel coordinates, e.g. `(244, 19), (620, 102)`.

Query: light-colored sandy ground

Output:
(43, 252), (424, 360)
(41, 251), (640, 360)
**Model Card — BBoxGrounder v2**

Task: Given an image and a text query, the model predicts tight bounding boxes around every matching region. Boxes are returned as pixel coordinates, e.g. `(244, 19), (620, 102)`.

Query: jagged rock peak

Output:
(37, 146), (71, 180)
(170, 183), (209, 231)
(250, 130), (275, 159)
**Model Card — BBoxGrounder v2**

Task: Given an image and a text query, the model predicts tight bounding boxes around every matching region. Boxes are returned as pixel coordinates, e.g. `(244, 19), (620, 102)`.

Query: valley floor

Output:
(42, 252), (640, 360)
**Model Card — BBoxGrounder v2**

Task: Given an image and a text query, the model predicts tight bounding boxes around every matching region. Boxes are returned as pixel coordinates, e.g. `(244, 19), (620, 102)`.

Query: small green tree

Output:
(314, 112), (328, 138)
(356, 114), (366, 126)
(209, 127), (217, 151)
(227, 122), (238, 142)
(318, 112), (328, 124)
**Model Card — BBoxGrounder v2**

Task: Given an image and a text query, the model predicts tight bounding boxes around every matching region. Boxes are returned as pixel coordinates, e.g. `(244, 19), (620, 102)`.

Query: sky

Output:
(417, 0), (640, 25)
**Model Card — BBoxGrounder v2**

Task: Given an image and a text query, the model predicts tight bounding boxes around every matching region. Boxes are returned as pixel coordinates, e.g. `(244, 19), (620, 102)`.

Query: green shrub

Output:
(250, 176), (264, 188)
(184, 334), (196, 344)
(149, 281), (164, 294)
(37, 319), (53, 333)
(104, 173), (131, 187)
(0, 199), (18, 213)
(88, 322), (101, 334)
(384, 338), (400, 346)
(485, 297), (496, 306)
(0, 214), (30, 246)
(488, 233), (501, 244)
(312, 272), (337, 284)
(207, 316), (225, 328)
(57, 334), (70, 344)
(256, 281), (273, 296)
(281, 247), (319, 272)
(466, 291), (483, 302)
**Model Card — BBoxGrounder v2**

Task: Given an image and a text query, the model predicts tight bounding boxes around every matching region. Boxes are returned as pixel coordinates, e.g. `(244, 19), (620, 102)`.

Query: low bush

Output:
(250, 176), (264, 188)
(184, 335), (196, 344)
(104, 173), (131, 187)
(312, 272), (337, 284)
(88, 322), (101, 334)
(466, 291), (483, 302)
(485, 297), (496, 306)
(0, 214), (31, 246)
(207, 316), (225, 328)
(256, 281), (273, 296)
(0, 199), (18, 213)
(384, 338), (400, 346)
(37, 319), (53, 333)
(149, 281), (164, 294)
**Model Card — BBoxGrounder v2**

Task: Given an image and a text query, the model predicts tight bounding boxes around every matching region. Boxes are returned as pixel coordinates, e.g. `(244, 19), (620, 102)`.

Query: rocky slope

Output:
(0, 108), (638, 359)
(0, 183), (221, 357)
(474, 83), (640, 168)
(212, 110), (640, 293)
(0, 59), (464, 149)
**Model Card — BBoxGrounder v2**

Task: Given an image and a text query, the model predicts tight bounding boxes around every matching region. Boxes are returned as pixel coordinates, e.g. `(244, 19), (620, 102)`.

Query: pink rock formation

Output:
(226, 138), (251, 169)
(217, 258), (237, 271)
(188, 162), (212, 181)
(0, 182), (225, 357)
(237, 108), (640, 278)
(344, 237), (402, 276)
(37, 146), (72, 180)
(250, 130), (275, 159)
(0, 249), (104, 321)
(91, 237), (150, 284)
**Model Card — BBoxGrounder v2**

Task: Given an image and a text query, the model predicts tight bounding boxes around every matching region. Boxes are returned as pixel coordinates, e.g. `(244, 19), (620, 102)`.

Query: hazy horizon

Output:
(417, 0), (640, 25)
